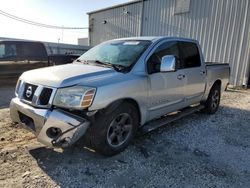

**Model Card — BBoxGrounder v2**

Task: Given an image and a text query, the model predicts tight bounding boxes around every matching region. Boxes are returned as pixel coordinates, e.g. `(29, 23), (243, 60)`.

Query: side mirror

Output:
(160, 55), (176, 72)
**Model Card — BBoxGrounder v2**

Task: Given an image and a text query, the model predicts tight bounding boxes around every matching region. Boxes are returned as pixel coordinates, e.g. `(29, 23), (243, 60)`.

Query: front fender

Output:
(88, 76), (149, 125)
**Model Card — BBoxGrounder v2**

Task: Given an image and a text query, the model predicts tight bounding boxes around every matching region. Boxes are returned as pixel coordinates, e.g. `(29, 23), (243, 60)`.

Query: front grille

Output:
(18, 81), (55, 108)
(39, 88), (53, 105)
(22, 83), (38, 101)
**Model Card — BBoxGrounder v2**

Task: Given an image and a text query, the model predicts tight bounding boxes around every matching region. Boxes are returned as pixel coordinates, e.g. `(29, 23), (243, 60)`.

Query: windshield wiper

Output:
(93, 60), (109, 66)
(75, 59), (89, 64)
(111, 64), (128, 72)
(75, 59), (128, 72)
(91, 60), (128, 72)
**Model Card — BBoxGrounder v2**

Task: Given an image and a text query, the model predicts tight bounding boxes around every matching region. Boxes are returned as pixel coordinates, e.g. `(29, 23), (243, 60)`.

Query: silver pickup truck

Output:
(10, 37), (230, 156)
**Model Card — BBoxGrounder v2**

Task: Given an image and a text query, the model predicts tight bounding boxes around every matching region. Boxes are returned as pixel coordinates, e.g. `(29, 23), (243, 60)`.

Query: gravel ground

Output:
(0, 89), (250, 188)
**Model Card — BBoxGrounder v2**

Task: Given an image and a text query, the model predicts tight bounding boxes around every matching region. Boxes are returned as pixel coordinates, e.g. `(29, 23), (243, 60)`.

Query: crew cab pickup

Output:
(10, 37), (230, 156)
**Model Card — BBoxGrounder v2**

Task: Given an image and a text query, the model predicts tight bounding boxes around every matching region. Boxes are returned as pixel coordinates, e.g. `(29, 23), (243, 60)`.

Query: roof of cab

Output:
(111, 36), (199, 43)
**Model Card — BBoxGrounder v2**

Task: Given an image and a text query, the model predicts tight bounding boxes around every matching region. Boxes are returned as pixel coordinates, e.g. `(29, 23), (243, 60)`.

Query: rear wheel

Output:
(202, 84), (221, 114)
(87, 102), (139, 156)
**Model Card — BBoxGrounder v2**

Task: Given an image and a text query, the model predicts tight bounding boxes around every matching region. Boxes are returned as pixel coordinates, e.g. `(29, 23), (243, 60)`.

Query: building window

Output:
(174, 0), (191, 15)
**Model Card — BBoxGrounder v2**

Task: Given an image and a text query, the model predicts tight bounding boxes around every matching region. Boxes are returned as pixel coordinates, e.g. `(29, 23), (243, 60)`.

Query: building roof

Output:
(87, 0), (143, 14)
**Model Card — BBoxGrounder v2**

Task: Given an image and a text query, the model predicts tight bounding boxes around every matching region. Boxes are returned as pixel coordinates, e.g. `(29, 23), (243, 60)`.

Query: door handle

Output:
(177, 74), (185, 80)
(200, 70), (206, 75)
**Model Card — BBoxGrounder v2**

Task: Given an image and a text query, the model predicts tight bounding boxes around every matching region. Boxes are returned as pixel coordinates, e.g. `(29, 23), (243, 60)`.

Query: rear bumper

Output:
(10, 97), (90, 148)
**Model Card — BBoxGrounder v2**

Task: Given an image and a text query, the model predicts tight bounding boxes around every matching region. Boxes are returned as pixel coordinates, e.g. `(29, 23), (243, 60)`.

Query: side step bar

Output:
(138, 105), (204, 135)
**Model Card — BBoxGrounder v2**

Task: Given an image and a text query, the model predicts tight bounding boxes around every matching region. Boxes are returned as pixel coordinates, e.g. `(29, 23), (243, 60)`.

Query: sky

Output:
(0, 0), (129, 44)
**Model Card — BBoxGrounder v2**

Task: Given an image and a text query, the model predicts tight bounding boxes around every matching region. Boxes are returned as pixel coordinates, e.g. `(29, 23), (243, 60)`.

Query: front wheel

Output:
(202, 84), (221, 114)
(87, 102), (139, 156)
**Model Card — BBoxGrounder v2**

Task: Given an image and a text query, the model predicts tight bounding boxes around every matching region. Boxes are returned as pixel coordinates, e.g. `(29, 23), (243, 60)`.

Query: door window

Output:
(178, 42), (201, 68)
(147, 41), (180, 74)
(0, 42), (47, 61)
(16, 43), (47, 61)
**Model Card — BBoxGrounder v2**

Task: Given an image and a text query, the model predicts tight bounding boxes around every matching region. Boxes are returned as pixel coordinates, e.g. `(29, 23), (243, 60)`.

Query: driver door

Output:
(147, 41), (186, 120)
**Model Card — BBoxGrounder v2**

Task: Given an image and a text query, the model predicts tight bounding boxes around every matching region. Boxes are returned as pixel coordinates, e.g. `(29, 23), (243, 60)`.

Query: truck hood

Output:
(20, 64), (119, 87)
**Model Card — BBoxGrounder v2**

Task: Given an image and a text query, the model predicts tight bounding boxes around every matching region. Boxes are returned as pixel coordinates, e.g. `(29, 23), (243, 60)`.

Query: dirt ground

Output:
(0, 88), (250, 188)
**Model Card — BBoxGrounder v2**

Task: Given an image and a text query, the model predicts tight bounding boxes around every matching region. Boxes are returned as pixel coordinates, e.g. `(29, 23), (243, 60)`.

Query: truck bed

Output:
(205, 62), (230, 93)
(206, 62), (229, 66)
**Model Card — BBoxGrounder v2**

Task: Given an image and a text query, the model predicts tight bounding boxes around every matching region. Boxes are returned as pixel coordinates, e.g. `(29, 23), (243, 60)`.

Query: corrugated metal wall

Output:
(88, 0), (250, 86)
(89, 2), (142, 46)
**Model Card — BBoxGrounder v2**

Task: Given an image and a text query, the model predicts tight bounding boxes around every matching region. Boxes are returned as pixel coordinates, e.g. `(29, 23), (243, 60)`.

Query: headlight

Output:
(53, 86), (96, 109)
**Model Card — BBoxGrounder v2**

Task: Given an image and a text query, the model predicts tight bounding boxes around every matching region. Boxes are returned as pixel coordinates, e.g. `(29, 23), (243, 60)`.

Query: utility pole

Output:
(61, 26), (64, 43)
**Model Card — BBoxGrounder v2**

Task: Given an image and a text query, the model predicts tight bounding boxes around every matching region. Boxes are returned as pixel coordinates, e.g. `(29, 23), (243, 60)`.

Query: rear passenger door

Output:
(178, 41), (206, 104)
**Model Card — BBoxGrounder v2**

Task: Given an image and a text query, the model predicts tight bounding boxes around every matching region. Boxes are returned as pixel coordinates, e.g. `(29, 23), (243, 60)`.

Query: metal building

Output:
(87, 0), (250, 87)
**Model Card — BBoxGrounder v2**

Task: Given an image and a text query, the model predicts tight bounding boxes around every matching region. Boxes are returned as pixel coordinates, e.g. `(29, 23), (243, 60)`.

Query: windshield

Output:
(77, 40), (151, 69)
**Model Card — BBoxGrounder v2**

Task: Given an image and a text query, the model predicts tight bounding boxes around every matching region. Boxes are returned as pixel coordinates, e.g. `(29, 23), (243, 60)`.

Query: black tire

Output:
(86, 102), (139, 156)
(202, 84), (221, 114)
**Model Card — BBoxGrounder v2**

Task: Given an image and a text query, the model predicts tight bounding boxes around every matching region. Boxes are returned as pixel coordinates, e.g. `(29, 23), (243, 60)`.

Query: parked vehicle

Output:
(10, 37), (230, 156)
(0, 39), (90, 85)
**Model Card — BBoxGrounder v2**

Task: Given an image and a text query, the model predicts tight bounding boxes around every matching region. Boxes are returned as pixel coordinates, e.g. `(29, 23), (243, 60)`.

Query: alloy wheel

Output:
(107, 113), (133, 147)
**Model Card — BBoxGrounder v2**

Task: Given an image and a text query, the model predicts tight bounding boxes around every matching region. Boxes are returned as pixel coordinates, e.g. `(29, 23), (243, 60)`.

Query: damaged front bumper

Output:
(10, 97), (90, 148)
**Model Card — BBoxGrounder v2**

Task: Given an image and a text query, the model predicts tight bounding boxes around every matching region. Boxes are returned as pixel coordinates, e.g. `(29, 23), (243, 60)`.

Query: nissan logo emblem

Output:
(25, 86), (33, 98)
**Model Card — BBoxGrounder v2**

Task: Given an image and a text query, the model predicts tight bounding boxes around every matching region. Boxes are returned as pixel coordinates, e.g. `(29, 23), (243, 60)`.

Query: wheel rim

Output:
(107, 113), (133, 147)
(211, 90), (219, 110)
